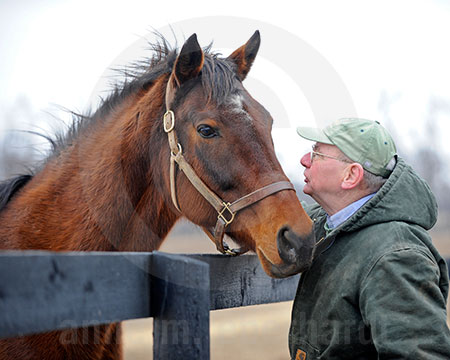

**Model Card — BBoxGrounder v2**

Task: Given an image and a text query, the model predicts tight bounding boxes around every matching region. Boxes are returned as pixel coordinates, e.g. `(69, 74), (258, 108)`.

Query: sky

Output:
(1, 0), (450, 179)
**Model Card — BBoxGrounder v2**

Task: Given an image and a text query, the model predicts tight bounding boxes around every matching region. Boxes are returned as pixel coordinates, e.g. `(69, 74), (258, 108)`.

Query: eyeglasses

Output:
(310, 150), (351, 164)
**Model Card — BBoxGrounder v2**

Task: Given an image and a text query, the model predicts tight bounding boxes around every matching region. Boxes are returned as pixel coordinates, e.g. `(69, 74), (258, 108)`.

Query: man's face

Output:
(300, 143), (349, 204)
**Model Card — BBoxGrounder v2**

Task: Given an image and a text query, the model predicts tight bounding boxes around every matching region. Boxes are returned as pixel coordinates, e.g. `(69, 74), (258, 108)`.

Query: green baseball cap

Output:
(297, 118), (397, 177)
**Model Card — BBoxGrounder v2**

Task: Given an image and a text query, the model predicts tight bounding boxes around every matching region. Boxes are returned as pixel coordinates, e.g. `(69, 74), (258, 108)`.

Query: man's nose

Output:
(300, 152), (311, 168)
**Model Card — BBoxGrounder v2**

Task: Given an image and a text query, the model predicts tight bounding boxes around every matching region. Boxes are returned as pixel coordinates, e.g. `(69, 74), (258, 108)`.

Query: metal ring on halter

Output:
(222, 242), (241, 256)
(171, 143), (182, 157)
(163, 110), (175, 132)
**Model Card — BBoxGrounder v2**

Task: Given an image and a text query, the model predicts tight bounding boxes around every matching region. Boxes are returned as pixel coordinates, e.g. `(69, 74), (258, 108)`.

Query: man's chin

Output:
(303, 185), (312, 196)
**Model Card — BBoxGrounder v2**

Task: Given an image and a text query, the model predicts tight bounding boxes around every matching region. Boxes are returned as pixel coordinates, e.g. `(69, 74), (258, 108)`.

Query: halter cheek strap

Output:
(163, 75), (296, 256)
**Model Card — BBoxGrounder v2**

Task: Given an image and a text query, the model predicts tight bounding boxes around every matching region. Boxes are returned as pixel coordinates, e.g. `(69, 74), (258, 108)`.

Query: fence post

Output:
(151, 251), (210, 359)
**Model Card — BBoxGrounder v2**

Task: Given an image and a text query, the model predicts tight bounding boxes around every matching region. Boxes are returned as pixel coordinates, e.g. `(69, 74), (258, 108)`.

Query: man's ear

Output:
(341, 163), (365, 190)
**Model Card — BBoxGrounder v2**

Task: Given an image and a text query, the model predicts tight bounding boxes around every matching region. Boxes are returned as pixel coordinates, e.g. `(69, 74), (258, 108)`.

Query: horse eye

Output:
(197, 124), (217, 138)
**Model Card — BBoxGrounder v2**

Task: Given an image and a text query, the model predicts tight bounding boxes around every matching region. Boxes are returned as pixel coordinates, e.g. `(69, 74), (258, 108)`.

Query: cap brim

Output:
(296, 127), (333, 145)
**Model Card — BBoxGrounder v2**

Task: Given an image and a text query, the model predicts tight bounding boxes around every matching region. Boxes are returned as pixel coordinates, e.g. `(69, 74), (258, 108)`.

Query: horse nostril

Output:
(277, 226), (315, 268)
(277, 227), (299, 263)
(283, 227), (299, 244)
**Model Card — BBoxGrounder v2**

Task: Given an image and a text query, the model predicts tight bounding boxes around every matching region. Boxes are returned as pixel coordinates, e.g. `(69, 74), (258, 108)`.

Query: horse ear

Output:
(227, 30), (261, 81)
(172, 34), (204, 86)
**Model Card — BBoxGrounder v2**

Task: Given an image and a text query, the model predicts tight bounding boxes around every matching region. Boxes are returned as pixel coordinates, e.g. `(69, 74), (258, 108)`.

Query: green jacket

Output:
(289, 158), (450, 359)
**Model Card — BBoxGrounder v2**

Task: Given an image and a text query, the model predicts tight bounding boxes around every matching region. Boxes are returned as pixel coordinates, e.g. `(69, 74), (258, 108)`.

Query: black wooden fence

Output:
(0, 250), (300, 359)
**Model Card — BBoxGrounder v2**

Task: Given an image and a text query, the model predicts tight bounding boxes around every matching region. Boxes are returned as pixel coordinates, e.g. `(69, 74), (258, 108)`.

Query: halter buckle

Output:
(163, 110), (175, 132)
(218, 202), (235, 226)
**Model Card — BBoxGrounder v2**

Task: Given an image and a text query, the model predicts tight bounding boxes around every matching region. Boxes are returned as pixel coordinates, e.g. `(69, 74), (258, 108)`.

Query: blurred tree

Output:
(378, 91), (450, 230)
(0, 96), (43, 180)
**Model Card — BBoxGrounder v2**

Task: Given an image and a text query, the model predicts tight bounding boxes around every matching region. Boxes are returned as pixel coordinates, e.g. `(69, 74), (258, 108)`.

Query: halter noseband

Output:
(163, 75), (296, 256)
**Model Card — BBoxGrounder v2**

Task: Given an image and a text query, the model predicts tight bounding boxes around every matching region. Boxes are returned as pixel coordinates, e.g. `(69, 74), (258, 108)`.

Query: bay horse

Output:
(0, 31), (315, 359)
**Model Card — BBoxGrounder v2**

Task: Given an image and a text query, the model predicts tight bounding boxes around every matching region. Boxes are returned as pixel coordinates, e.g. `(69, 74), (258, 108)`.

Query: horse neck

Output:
(112, 78), (181, 250)
(2, 77), (179, 252)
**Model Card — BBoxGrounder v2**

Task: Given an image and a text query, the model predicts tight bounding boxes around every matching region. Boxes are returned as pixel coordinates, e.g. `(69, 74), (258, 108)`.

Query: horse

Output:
(0, 31), (315, 359)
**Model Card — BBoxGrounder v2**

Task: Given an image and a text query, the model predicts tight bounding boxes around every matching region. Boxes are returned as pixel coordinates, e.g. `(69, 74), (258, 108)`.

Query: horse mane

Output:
(51, 36), (237, 157)
(0, 175), (33, 211)
(0, 34), (238, 211)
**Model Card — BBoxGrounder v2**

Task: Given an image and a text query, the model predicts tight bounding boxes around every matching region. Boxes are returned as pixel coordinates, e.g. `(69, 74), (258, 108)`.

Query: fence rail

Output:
(0, 250), (300, 359)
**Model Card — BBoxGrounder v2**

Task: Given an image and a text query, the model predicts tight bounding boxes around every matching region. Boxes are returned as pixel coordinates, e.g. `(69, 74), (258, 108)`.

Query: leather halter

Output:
(163, 75), (296, 256)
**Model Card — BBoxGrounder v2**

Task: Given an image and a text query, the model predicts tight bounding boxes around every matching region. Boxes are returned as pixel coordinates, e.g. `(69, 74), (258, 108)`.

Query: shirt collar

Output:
(326, 192), (376, 230)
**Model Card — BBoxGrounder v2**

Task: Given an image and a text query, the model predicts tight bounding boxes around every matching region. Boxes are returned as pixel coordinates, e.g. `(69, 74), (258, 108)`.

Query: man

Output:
(290, 118), (450, 359)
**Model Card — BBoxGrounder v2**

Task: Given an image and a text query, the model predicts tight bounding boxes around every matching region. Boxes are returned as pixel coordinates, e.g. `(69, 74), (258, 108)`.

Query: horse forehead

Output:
(227, 92), (272, 125)
(226, 93), (244, 108)
(225, 94), (249, 116)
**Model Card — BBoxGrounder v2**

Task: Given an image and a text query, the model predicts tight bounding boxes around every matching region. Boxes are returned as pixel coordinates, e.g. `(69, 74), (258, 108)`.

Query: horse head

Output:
(160, 32), (315, 277)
